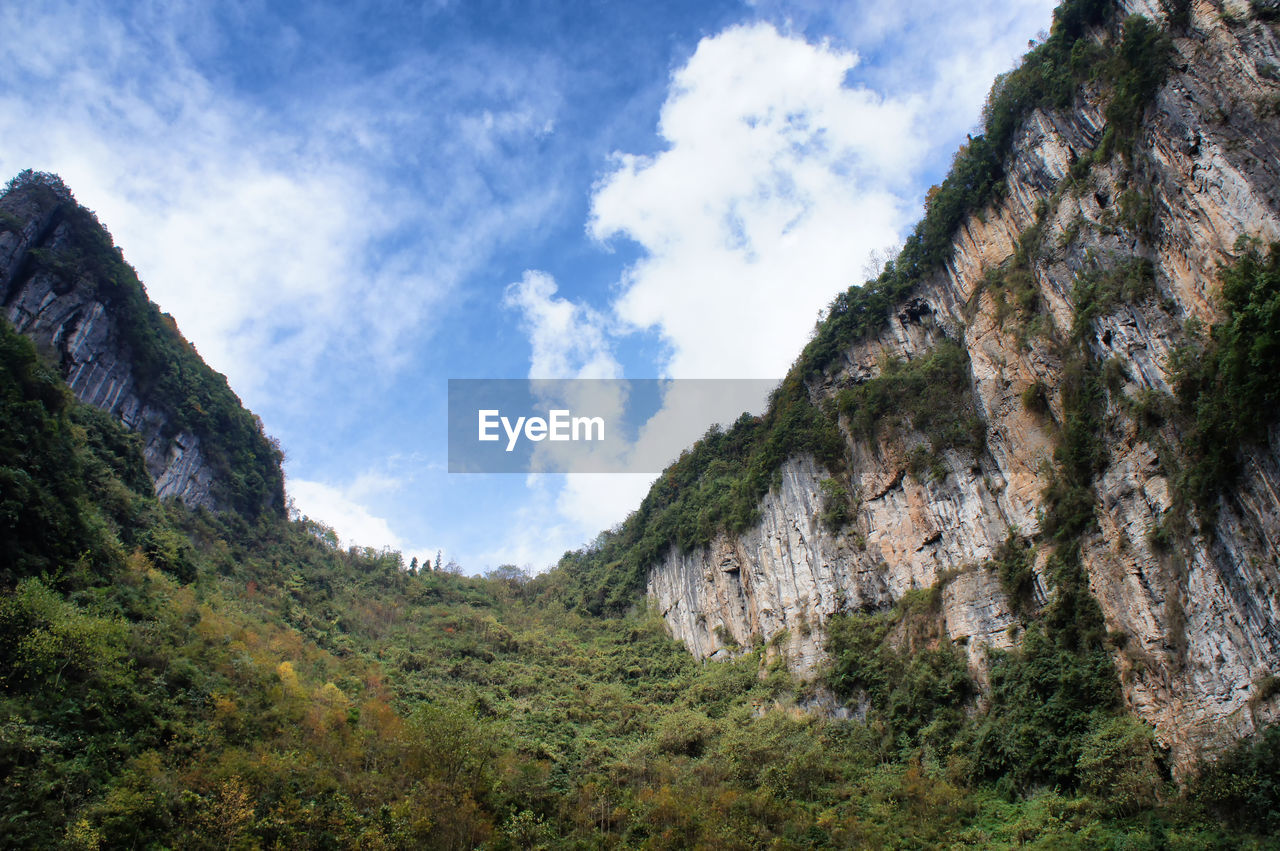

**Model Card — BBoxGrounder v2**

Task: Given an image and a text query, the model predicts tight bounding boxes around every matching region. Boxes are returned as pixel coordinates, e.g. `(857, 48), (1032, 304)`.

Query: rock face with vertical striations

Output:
(646, 0), (1280, 774)
(0, 175), (283, 517)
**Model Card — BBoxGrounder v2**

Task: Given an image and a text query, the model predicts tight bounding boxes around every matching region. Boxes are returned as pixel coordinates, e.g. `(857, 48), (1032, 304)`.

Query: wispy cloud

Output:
(504, 271), (620, 380)
(750, 0), (1058, 144)
(0, 1), (564, 405)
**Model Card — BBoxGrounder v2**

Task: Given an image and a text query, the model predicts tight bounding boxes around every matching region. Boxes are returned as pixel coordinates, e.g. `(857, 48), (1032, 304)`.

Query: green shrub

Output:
(965, 624), (1121, 792)
(986, 534), (1036, 616)
(1192, 723), (1280, 834)
(0, 320), (148, 584)
(837, 340), (986, 460)
(827, 600), (972, 759)
(1021, 381), (1050, 415)
(1076, 715), (1162, 814)
(1071, 256), (1157, 342)
(1170, 239), (1280, 515)
(654, 709), (716, 757)
(1093, 16), (1173, 162)
(819, 478), (852, 532)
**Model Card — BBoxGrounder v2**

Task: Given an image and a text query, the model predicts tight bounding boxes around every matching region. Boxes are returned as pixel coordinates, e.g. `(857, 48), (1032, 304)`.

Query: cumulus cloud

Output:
(507, 10), (1055, 555)
(590, 22), (918, 379)
(512, 24), (924, 550)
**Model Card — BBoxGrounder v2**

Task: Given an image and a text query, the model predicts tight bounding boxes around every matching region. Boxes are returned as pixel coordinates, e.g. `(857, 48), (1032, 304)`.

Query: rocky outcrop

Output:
(0, 183), (219, 509)
(648, 455), (1022, 674)
(648, 0), (1280, 773)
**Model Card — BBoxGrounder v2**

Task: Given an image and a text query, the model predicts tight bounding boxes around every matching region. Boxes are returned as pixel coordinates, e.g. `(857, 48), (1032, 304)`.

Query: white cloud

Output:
(516, 24), (924, 545)
(288, 471), (440, 567)
(0, 2), (562, 407)
(501, 271), (649, 561)
(590, 22), (918, 379)
(503, 271), (621, 379)
(288, 478), (406, 551)
(506, 8), (1056, 554)
(554, 474), (657, 536)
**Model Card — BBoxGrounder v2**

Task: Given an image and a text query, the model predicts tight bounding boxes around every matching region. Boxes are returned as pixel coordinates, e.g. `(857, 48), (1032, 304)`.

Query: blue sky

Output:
(1, 0), (1056, 572)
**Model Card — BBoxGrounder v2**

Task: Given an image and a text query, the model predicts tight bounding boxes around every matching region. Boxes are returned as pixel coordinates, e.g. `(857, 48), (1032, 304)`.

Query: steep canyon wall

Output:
(647, 0), (1280, 771)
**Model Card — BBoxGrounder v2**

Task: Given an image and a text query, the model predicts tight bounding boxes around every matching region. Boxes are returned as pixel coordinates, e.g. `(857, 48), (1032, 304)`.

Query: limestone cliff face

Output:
(0, 184), (218, 509)
(648, 0), (1280, 772)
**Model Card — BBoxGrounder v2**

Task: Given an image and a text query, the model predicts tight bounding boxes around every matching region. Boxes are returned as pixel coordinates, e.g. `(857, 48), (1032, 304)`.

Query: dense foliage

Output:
(6, 1), (1277, 845)
(1193, 722), (1280, 834)
(1170, 239), (1280, 513)
(0, 321), (166, 587)
(1, 329), (1276, 846)
(826, 589), (973, 761)
(1, 171), (284, 519)
(0, 323), (110, 583)
(836, 340), (986, 470)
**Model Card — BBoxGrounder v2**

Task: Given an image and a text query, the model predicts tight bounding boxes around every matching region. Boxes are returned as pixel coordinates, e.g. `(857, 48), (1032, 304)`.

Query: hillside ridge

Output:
(0, 171), (284, 518)
(3, 0), (1280, 843)
(556, 0), (1280, 776)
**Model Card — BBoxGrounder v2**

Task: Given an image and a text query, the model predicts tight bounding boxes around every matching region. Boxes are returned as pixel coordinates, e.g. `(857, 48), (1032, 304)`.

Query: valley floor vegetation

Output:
(3, 318), (1279, 849)
(5, 0), (1280, 845)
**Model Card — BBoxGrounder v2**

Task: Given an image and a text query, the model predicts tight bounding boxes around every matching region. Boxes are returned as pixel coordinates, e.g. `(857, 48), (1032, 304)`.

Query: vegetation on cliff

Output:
(1171, 237), (1280, 514)
(556, 0), (1178, 614)
(0, 171), (284, 519)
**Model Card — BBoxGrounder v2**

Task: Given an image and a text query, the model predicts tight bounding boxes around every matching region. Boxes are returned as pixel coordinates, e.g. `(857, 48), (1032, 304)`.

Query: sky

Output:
(0, 0), (1057, 573)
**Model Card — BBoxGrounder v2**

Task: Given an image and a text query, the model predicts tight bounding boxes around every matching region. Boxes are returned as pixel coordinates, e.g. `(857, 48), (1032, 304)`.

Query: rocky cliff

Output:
(0, 175), (283, 517)
(646, 0), (1280, 773)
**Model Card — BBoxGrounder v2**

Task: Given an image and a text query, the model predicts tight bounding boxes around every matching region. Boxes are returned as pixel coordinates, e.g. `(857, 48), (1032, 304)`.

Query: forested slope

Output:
(3, 0), (1280, 845)
(1, 263), (1277, 848)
